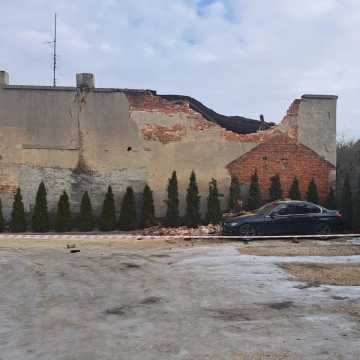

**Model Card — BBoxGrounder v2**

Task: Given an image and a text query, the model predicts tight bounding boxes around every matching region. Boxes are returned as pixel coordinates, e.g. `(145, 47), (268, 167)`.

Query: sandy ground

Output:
(0, 236), (360, 359)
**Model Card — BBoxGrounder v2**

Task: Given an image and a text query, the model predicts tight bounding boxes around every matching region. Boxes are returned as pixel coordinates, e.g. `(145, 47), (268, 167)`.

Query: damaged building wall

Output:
(0, 71), (337, 219)
(127, 93), (259, 215)
(0, 73), (148, 217)
(129, 92), (337, 213)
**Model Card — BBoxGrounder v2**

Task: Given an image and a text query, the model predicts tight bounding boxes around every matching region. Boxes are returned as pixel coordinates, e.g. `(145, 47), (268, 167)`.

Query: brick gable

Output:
(226, 132), (335, 203)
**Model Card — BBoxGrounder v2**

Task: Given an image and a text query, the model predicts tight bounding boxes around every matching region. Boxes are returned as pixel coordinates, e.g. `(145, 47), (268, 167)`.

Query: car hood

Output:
(223, 213), (266, 224)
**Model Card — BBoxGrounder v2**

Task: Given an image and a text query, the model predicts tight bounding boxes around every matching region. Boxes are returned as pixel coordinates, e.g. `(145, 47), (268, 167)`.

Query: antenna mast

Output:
(52, 13), (57, 87)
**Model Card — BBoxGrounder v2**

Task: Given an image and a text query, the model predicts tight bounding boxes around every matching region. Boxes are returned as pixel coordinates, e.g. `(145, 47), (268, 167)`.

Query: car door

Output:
(288, 204), (309, 234)
(291, 203), (322, 234)
(266, 204), (295, 235)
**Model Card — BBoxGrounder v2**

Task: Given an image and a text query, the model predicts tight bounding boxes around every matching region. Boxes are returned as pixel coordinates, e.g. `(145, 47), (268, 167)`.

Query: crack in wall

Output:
(73, 88), (92, 175)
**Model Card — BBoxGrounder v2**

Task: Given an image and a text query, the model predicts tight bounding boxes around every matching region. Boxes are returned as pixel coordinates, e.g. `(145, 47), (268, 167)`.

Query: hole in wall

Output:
(127, 147), (132, 152)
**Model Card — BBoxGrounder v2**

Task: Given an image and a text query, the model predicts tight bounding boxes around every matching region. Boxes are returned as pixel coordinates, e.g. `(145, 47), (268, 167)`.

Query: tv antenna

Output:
(52, 13), (57, 86)
(46, 13), (57, 86)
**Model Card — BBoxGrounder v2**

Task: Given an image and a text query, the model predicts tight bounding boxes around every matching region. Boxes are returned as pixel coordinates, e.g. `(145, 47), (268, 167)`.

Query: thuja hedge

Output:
(0, 172), (337, 232)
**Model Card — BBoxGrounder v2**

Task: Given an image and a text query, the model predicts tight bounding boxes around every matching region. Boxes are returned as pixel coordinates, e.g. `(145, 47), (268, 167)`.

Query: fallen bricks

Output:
(141, 224), (221, 236)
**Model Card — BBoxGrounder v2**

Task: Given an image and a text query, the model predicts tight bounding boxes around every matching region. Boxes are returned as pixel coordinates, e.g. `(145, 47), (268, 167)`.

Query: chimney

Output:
(0, 71), (9, 87)
(76, 73), (95, 89)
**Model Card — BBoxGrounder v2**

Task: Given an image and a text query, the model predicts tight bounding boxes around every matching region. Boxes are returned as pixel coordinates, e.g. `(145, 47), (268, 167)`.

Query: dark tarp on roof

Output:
(160, 95), (274, 135)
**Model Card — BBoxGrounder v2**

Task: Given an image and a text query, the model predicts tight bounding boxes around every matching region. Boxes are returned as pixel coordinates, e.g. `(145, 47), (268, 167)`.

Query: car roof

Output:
(272, 200), (321, 206)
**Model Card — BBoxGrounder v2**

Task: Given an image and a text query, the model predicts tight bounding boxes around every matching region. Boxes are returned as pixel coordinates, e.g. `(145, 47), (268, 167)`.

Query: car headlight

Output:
(227, 222), (239, 227)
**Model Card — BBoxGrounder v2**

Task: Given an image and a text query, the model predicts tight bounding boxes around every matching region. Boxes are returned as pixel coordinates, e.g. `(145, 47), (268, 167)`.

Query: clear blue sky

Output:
(1, 0), (359, 139)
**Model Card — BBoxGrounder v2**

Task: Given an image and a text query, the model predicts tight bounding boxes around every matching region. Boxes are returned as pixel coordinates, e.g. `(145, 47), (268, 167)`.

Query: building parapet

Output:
(302, 94), (338, 100)
(0, 71), (9, 86)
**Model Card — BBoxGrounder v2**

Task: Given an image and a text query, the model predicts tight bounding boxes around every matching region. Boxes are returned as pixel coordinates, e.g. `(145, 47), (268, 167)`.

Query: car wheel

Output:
(238, 224), (257, 237)
(315, 223), (332, 236)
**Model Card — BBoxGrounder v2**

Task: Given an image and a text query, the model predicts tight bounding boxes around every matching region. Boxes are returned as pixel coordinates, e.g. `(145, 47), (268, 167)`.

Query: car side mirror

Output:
(270, 212), (278, 218)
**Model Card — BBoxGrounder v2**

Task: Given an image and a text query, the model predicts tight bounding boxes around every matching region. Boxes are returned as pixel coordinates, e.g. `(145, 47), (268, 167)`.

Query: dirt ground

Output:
(1, 234), (359, 254)
(0, 233), (201, 250)
(0, 235), (360, 359)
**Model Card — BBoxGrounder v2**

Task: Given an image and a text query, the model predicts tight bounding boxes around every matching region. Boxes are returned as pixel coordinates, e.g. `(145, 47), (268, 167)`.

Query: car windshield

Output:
(255, 202), (279, 215)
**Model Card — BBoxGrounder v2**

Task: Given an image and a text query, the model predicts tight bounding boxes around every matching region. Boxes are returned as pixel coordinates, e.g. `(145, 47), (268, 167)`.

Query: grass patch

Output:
(282, 263), (360, 286)
(239, 243), (360, 257)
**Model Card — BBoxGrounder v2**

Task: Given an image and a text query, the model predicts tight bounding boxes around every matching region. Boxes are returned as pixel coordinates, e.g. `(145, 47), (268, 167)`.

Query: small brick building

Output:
(227, 132), (335, 202)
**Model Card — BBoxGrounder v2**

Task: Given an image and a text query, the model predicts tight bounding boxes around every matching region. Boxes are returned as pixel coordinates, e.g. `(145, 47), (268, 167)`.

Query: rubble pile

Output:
(142, 224), (220, 236)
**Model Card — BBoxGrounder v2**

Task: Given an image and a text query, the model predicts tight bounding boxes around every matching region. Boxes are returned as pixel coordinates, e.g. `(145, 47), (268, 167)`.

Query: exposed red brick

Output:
(128, 93), (220, 142)
(226, 133), (335, 203)
(0, 184), (18, 193)
(141, 124), (187, 144)
(222, 127), (294, 144)
(128, 93), (221, 124)
(128, 93), (199, 118)
(286, 99), (301, 115)
(222, 99), (300, 144)
(280, 116), (298, 139)
(190, 118), (217, 131)
(278, 99), (300, 139)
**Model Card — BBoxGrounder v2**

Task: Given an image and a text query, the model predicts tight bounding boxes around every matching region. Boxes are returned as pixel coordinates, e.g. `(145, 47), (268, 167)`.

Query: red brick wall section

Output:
(127, 92), (302, 145)
(221, 99), (301, 144)
(141, 124), (187, 144)
(279, 99), (300, 139)
(222, 127), (286, 143)
(128, 93), (209, 120)
(127, 93), (217, 143)
(127, 92), (302, 146)
(0, 184), (18, 193)
(226, 133), (335, 203)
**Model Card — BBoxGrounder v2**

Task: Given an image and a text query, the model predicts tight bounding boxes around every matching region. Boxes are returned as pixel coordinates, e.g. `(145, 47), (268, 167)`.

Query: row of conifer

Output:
(0, 170), (334, 232)
(245, 172), (336, 210)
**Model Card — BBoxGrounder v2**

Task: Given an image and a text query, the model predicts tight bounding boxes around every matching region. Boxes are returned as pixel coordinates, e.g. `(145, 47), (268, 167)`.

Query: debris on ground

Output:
(141, 224), (220, 236)
(66, 244), (76, 249)
(70, 249), (80, 254)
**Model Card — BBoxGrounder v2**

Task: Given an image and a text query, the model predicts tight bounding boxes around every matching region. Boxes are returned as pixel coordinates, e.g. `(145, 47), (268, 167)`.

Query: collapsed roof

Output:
(0, 67), (275, 135)
(160, 94), (275, 135)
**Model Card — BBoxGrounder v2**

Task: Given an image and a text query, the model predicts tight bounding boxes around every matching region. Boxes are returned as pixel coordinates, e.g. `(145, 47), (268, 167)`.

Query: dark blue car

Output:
(222, 200), (343, 236)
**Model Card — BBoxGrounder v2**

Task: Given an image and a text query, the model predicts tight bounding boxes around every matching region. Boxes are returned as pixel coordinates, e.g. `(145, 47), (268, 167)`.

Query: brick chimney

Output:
(0, 71), (9, 87)
(76, 73), (95, 89)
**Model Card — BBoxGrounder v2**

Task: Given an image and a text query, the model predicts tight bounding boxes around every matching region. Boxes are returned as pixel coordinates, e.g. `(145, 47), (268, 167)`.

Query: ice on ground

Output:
(0, 245), (359, 360)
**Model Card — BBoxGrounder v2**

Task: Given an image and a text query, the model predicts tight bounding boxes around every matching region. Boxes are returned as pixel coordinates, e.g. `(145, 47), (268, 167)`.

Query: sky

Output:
(1, 0), (359, 139)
